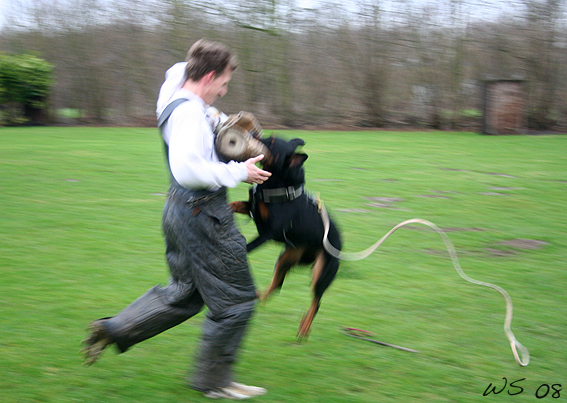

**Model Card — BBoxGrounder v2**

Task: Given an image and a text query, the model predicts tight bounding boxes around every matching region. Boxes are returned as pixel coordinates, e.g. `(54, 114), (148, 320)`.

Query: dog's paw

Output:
(259, 287), (280, 304)
(258, 292), (269, 304)
(296, 316), (312, 342)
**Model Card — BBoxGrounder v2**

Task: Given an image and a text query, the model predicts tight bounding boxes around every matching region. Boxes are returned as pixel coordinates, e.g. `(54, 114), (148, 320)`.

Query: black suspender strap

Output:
(157, 98), (188, 185)
(157, 98), (189, 128)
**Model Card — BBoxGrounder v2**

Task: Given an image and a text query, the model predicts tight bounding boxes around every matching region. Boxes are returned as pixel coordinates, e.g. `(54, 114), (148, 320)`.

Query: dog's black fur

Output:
(231, 136), (342, 339)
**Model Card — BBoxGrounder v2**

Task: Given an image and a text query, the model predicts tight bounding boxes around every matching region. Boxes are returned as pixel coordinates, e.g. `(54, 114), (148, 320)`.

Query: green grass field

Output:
(1, 127), (566, 402)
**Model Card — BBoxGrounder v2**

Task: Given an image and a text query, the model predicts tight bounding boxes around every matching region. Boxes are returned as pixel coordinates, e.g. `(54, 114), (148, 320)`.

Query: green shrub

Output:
(0, 53), (54, 125)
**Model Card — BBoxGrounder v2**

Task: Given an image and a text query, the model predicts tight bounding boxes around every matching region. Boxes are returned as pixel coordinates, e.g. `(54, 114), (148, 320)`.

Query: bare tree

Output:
(1, 0), (566, 131)
(521, 0), (564, 129)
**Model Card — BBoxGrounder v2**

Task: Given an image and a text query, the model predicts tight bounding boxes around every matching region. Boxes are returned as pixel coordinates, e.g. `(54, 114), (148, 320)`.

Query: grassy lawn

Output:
(1, 127), (565, 402)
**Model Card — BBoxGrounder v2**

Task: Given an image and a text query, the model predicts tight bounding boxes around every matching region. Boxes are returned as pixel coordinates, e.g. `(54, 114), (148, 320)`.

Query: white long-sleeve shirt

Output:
(161, 89), (247, 191)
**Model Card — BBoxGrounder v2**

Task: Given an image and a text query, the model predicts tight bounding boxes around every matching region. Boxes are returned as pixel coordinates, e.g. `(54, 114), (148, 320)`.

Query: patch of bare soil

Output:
(337, 208), (372, 213)
(497, 239), (549, 250)
(485, 172), (518, 178)
(365, 197), (407, 210)
(421, 247), (518, 258)
(489, 187), (521, 191)
(484, 248), (519, 257)
(440, 168), (473, 173)
(421, 238), (548, 258)
(441, 227), (485, 232)
(439, 167), (518, 178)
(418, 194), (450, 199)
(404, 225), (485, 232)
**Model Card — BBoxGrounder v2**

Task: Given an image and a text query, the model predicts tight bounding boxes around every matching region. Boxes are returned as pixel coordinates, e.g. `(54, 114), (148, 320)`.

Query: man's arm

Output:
(168, 102), (269, 189)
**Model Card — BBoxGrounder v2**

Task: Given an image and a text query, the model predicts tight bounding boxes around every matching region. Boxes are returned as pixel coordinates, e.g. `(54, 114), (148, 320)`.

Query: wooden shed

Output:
(482, 79), (525, 135)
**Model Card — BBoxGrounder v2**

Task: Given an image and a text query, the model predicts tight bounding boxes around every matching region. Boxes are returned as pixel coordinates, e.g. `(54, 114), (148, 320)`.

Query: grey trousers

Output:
(102, 186), (257, 392)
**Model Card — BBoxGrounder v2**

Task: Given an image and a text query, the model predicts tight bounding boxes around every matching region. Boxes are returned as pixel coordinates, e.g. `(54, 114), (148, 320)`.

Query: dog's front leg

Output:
(261, 247), (305, 303)
(229, 201), (250, 215)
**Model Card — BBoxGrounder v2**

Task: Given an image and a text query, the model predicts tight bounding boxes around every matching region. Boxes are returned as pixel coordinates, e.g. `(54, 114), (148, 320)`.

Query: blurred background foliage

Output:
(0, 0), (566, 131)
(0, 52), (54, 125)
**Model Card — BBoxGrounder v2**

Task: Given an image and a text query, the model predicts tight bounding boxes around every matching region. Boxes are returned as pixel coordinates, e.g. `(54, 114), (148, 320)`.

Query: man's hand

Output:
(244, 155), (271, 185)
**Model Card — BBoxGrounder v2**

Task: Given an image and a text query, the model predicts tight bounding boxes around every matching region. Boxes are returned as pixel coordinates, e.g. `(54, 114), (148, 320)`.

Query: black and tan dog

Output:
(231, 136), (342, 339)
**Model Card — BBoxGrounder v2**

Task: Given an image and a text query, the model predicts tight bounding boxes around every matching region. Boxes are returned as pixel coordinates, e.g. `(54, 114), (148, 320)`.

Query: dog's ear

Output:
(289, 153), (308, 168)
(289, 138), (305, 150)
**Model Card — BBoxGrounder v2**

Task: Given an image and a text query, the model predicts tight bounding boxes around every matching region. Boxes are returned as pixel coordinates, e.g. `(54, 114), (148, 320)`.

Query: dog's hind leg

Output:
(297, 251), (339, 340)
(298, 296), (321, 341)
(261, 246), (304, 302)
(297, 249), (325, 340)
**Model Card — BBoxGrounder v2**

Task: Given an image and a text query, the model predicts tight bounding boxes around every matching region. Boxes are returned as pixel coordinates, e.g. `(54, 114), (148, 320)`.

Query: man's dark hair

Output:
(185, 39), (239, 82)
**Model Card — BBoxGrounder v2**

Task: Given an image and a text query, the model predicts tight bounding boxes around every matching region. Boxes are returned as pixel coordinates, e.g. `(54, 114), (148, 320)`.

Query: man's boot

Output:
(82, 318), (112, 365)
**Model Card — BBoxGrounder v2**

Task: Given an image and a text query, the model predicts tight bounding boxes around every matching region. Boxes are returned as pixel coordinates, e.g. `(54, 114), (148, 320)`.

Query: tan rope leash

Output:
(319, 201), (530, 367)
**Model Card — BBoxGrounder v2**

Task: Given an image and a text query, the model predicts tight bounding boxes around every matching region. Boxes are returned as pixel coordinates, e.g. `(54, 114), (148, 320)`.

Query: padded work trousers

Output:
(102, 185), (257, 392)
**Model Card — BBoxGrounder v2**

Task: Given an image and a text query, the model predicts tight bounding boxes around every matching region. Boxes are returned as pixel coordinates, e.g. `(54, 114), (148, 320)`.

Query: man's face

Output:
(203, 69), (232, 105)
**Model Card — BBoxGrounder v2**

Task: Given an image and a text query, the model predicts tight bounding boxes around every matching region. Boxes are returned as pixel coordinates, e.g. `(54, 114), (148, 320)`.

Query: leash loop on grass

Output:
(320, 203), (530, 367)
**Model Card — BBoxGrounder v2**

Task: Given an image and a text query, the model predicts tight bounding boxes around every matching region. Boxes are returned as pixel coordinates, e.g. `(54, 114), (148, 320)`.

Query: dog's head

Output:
(259, 136), (308, 183)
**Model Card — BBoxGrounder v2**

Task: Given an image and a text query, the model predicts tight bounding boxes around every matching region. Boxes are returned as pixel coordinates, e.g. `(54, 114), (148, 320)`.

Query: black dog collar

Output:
(255, 185), (304, 203)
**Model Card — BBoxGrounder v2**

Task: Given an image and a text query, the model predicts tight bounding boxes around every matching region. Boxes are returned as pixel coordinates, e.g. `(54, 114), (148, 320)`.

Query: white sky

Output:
(0, 0), (562, 31)
(0, 0), (6, 27)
